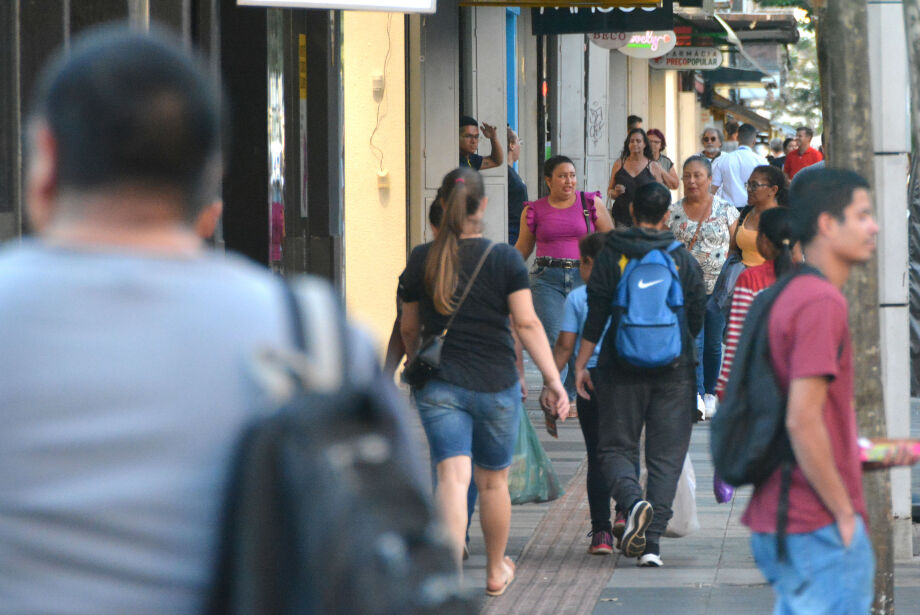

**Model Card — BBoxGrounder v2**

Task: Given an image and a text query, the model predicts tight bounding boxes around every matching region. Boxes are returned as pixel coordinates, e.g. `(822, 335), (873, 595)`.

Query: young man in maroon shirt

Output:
(746, 168), (877, 614)
(783, 126), (823, 179)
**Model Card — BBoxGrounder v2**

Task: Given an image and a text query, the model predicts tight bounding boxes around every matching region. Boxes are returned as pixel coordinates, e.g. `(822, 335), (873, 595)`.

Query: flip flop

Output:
(485, 556), (516, 597)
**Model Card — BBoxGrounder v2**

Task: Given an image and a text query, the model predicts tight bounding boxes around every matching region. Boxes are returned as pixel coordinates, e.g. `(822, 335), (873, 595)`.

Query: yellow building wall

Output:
(342, 12), (407, 353)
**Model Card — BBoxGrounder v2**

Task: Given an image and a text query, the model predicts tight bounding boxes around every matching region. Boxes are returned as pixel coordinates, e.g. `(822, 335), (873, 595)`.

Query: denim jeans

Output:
(695, 293), (723, 396)
(530, 265), (583, 397)
(751, 518), (874, 615)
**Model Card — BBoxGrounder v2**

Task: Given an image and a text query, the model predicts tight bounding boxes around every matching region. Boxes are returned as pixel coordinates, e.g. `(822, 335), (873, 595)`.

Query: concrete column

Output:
(677, 91), (699, 184)
(608, 50), (629, 158)
(867, 0), (912, 560)
(554, 34), (585, 180)
(627, 56), (649, 124)
(464, 6), (508, 244)
(584, 41), (610, 195)
(407, 3), (459, 247)
(516, 9), (539, 196)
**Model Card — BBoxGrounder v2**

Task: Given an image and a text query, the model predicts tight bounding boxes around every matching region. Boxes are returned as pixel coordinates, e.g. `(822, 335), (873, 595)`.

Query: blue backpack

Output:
(612, 241), (684, 369)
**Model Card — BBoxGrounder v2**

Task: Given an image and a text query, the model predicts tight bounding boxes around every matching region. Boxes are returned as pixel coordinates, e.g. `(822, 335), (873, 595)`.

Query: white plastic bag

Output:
(639, 449), (699, 538)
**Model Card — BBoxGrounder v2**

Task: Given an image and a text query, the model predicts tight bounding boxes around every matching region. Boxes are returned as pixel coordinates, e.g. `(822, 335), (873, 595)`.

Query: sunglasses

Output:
(747, 182), (771, 190)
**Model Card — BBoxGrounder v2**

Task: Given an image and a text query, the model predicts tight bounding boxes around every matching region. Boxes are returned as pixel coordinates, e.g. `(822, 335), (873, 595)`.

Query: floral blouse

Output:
(668, 195), (739, 294)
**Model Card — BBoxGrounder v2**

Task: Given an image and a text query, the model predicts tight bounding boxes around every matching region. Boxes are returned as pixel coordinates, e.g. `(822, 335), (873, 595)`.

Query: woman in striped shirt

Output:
(715, 207), (798, 398)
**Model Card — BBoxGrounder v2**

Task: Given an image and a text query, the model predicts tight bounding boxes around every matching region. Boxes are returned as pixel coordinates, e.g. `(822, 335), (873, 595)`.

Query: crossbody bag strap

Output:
(441, 241), (496, 338)
(581, 191), (592, 233)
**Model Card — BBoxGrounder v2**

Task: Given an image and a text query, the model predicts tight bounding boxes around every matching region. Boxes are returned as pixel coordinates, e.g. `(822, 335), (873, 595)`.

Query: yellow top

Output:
(736, 221), (765, 267)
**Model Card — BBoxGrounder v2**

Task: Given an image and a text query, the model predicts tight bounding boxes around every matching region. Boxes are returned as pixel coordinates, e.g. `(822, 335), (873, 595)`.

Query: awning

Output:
(708, 93), (772, 132)
(675, 11), (800, 46)
(704, 66), (768, 85)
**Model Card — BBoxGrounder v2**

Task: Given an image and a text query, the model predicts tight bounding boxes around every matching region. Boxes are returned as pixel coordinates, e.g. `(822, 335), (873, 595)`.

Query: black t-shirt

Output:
(507, 166), (528, 245)
(399, 238), (530, 392)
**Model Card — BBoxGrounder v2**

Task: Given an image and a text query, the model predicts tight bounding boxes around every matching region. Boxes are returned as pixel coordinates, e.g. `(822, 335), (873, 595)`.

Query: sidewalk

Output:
(408, 360), (920, 614)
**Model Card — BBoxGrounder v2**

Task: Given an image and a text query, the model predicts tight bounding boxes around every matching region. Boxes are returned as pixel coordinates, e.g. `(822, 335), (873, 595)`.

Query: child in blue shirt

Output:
(545, 232), (616, 555)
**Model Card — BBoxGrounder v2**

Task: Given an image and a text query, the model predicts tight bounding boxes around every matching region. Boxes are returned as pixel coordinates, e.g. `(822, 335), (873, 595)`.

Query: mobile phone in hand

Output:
(544, 410), (558, 438)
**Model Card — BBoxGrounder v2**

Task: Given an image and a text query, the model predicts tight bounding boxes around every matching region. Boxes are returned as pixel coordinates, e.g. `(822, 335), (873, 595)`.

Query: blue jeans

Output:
(695, 294), (723, 396)
(530, 265), (583, 397)
(751, 519), (874, 615)
(414, 379), (521, 470)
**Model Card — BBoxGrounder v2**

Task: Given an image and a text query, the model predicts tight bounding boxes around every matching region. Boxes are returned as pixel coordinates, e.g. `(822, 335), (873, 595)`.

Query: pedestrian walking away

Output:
(515, 156), (614, 405)
(607, 128), (669, 227)
(575, 182), (706, 568)
(716, 207), (798, 400)
(0, 24), (384, 614)
(400, 167), (569, 596)
(669, 156), (739, 418)
(741, 169), (877, 614)
(646, 128), (680, 190)
(459, 115), (503, 171)
(711, 124), (769, 209)
(546, 232), (615, 555)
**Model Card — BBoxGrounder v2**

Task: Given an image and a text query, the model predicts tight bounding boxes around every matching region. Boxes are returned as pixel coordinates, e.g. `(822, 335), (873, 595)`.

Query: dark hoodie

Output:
(583, 227), (705, 371)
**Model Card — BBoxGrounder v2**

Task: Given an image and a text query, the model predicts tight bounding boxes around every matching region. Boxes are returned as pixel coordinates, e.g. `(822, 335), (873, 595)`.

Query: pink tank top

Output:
(525, 191), (601, 260)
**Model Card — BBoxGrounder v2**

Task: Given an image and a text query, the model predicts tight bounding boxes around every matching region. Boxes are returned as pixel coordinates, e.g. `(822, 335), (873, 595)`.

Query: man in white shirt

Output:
(711, 124), (769, 209)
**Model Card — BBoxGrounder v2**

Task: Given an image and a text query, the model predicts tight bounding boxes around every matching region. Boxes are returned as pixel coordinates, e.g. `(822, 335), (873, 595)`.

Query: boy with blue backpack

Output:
(574, 182), (705, 567)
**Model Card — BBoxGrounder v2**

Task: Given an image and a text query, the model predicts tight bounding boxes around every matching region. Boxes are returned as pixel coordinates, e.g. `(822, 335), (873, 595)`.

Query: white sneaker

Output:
(638, 552), (663, 567)
(703, 394), (717, 419)
(696, 394), (706, 421)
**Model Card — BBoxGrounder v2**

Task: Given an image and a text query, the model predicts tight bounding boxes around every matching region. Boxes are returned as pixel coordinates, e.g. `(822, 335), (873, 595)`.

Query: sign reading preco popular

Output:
(532, 0), (674, 36)
(650, 47), (722, 70)
(616, 30), (676, 59)
(237, 0), (436, 12)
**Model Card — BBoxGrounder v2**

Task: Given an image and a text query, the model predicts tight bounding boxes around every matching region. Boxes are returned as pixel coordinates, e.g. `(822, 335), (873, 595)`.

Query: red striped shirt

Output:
(715, 260), (777, 398)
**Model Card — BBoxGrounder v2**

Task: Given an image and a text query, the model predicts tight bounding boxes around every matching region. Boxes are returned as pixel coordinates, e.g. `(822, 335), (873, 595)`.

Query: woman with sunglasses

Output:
(730, 165), (788, 266)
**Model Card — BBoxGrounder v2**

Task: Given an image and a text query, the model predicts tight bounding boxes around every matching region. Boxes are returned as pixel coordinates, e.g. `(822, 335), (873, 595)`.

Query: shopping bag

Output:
(664, 454), (700, 538)
(639, 450), (699, 538)
(507, 410), (565, 505)
(713, 471), (735, 504)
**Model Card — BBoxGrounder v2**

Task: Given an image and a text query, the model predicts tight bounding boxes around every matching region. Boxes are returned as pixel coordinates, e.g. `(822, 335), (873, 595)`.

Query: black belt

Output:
(535, 257), (580, 268)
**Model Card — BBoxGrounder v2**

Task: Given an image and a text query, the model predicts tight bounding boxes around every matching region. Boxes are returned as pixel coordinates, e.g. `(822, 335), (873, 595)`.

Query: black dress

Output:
(611, 159), (655, 227)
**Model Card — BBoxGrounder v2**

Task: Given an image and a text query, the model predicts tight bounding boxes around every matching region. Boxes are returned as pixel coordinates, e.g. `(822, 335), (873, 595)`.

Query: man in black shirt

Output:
(460, 115), (503, 171)
(574, 182), (705, 568)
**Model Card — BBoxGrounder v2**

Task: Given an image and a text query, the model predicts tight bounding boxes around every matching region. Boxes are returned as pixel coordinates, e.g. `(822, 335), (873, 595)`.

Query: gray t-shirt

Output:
(0, 241), (340, 613)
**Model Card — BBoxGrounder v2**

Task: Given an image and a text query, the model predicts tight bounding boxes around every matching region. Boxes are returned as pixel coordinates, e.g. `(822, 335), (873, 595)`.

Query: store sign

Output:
(650, 47), (722, 70)
(617, 30), (676, 59)
(238, 0), (436, 12)
(532, 0), (673, 36)
(588, 32), (631, 50)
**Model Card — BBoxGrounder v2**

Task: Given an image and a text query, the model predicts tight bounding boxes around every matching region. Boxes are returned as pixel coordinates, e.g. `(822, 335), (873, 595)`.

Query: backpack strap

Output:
(666, 240), (682, 254)
(279, 276), (350, 393)
(776, 461), (794, 561)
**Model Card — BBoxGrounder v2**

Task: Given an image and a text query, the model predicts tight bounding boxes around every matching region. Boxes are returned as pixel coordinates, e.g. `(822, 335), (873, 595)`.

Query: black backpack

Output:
(710, 265), (822, 559)
(208, 279), (475, 615)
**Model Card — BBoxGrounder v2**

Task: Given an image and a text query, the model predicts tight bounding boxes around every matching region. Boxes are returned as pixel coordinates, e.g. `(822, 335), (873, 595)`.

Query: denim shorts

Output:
(751, 517), (874, 615)
(413, 379), (521, 470)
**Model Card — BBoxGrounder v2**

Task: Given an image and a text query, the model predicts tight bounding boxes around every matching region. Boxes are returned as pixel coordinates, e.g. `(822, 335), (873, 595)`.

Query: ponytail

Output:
(424, 168), (485, 315)
(758, 207), (796, 277)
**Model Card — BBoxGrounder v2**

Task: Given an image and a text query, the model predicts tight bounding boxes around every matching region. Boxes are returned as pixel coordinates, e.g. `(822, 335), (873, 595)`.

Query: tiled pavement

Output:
(406, 364), (920, 614)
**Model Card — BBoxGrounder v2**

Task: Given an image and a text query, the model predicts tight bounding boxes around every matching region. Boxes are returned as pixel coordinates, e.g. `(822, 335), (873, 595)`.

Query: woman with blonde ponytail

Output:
(401, 167), (568, 596)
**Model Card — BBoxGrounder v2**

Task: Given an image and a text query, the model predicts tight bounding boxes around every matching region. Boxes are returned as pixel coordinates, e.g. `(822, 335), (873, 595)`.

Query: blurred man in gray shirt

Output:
(0, 25), (375, 614)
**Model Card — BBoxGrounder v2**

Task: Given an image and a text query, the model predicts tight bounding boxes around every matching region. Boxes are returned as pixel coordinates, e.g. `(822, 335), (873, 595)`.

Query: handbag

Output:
(403, 242), (496, 388)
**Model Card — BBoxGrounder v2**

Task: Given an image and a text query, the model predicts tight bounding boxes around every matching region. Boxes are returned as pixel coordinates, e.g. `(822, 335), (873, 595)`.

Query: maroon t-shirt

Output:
(742, 274), (866, 533)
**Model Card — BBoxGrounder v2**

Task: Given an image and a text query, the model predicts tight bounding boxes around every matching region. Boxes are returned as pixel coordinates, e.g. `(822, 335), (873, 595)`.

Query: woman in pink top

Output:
(515, 156), (614, 399)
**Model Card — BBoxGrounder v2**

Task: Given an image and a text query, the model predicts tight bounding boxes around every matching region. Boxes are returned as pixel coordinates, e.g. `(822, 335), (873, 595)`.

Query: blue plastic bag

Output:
(508, 410), (564, 505)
